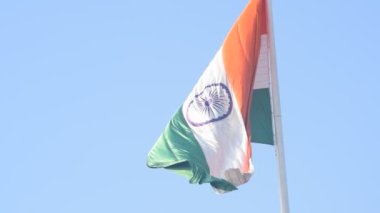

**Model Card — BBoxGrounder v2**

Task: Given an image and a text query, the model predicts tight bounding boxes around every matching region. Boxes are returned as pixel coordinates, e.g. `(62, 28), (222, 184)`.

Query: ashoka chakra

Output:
(185, 83), (233, 127)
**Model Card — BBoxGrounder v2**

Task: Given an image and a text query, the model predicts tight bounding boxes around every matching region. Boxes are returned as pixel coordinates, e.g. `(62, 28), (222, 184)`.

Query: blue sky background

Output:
(1, 0), (379, 212)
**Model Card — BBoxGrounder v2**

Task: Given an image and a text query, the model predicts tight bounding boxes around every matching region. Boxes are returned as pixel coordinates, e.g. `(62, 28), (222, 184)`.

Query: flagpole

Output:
(266, 0), (290, 213)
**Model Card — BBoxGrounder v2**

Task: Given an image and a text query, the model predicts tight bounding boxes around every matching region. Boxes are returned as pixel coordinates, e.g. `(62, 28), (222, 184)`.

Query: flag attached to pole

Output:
(147, 0), (271, 193)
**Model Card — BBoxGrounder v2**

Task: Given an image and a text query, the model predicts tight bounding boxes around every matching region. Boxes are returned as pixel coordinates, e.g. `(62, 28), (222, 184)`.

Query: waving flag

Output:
(147, 0), (272, 193)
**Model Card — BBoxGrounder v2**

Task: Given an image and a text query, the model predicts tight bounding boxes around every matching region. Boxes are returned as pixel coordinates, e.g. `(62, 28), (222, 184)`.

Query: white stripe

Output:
(254, 35), (270, 90)
(182, 50), (253, 188)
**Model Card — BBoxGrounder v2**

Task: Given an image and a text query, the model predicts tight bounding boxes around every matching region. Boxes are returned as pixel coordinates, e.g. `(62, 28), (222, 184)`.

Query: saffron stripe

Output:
(222, 0), (268, 131)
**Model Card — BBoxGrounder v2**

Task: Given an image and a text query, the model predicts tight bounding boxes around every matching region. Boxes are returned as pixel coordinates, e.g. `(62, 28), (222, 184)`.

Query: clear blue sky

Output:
(1, 0), (379, 212)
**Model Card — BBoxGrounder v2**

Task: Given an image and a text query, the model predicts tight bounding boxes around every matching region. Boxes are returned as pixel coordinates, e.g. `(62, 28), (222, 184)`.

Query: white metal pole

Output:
(266, 0), (290, 213)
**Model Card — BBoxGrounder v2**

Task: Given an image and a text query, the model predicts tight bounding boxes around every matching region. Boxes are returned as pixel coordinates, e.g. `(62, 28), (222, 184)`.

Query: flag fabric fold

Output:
(147, 0), (271, 193)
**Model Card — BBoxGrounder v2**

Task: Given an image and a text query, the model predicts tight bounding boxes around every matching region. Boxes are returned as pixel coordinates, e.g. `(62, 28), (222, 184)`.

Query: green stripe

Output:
(250, 88), (274, 145)
(147, 108), (237, 192)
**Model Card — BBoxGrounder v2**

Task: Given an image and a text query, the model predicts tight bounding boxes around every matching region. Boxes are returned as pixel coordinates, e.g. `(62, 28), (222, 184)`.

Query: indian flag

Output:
(147, 0), (274, 193)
